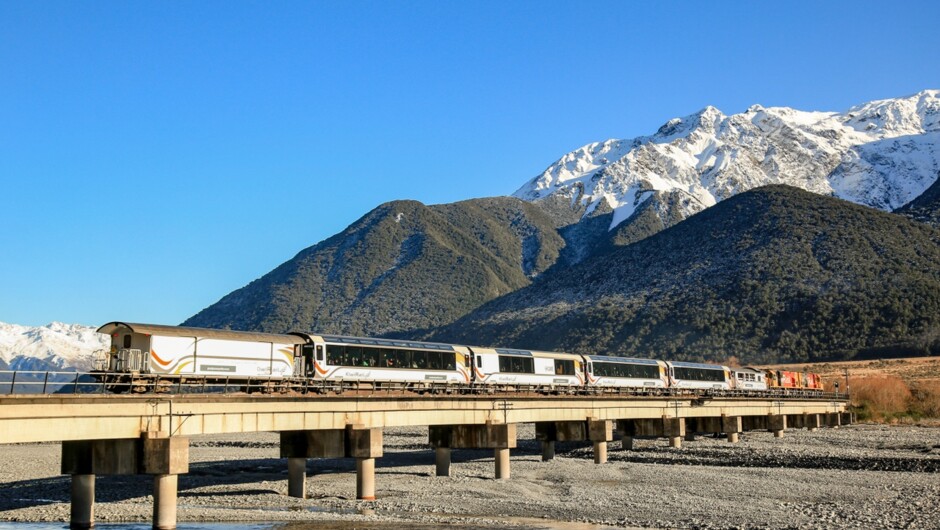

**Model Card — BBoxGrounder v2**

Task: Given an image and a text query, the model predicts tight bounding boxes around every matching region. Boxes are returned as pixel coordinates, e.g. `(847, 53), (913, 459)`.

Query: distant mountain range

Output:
(7, 91), (940, 369)
(0, 322), (106, 372)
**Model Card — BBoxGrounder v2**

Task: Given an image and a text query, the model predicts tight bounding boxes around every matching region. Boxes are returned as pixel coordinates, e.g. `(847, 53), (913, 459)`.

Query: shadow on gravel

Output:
(0, 445), (556, 513)
(605, 448), (940, 473)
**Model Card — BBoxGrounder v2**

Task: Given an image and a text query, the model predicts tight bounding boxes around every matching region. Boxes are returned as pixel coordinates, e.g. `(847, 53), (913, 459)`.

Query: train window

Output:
(594, 362), (650, 379)
(554, 360), (575, 376)
(674, 367), (725, 382)
(379, 350), (393, 368)
(428, 351), (444, 370)
(411, 350), (427, 369)
(326, 345), (343, 365)
(498, 355), (533, 373)
(444, 353), (456, 370)
(476, 355), (482, 368)
(362, 348), (379, 367)
(123, 335), (132, 349)
(315, 345), (324, 362)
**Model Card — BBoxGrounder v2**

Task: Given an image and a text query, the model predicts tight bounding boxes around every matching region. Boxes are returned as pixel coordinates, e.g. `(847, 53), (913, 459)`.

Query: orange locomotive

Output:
(765, 369), (825, 391)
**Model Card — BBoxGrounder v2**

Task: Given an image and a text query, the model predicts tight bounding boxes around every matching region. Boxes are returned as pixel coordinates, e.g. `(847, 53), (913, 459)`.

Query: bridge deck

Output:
(0, 394), (846, 444)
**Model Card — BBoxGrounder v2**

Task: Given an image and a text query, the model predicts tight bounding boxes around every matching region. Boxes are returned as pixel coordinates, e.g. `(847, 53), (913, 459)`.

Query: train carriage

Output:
(293, 333), (470, 387)
(94, 322), (305, 387)
(731, 367), (769, 391)
(666, 361), (732, 390)
(470, 347), (582, 387)
(583, 355), (668, 389)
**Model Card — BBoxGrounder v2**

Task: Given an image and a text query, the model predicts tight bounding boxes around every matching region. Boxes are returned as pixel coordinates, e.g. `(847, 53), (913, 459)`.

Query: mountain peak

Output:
(514, 91), (940, 230)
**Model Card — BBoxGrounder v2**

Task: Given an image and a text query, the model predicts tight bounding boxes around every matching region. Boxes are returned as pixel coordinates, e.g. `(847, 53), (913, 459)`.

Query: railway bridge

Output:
(0, 392), (851, 530)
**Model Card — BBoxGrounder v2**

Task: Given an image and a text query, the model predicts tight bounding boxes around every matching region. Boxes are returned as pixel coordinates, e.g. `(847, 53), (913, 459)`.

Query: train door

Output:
(301, 344), (314, 377)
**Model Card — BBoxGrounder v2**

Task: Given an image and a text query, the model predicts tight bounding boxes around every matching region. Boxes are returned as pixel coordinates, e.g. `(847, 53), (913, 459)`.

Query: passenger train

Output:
(92, 322), (825, 395)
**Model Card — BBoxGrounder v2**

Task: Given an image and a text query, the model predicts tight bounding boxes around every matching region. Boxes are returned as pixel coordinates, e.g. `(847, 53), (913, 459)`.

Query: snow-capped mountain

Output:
(514, 90), (940, 230)
(0, 321), (107, 372)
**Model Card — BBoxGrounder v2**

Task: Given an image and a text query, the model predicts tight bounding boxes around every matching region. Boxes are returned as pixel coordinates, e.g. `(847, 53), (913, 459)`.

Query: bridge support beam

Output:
(430, 423), (516, 480)
(840, 412), (854, 425)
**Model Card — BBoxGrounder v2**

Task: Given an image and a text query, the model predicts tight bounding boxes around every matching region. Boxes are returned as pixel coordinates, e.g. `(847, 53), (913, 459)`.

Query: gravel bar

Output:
(0, 423), (937, 529)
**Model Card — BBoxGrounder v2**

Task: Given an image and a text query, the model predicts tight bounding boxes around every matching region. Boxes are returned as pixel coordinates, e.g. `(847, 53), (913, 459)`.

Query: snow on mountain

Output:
(0, 321), (108, 372)
(514, 90), (940, 230)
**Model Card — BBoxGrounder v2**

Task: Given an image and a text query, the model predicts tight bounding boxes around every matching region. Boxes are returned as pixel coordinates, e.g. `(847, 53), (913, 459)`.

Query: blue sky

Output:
(1, 1), (938, 327)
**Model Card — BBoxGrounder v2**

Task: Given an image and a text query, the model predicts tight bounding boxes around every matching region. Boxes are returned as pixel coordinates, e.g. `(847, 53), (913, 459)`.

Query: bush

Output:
(909, 380), (940, 418)
(849, 376), (913, 421)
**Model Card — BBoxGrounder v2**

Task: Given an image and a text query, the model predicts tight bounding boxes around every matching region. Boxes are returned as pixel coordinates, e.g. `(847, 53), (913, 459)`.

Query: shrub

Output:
(849, 375), (913, 421)
(909, 380), (940, 418)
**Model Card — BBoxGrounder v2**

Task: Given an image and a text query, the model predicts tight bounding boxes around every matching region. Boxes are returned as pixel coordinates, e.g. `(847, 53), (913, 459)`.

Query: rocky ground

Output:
(0, 423), (938, 529)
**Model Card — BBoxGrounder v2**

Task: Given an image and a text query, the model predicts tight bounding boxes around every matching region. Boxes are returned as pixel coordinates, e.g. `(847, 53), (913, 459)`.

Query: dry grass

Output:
(849, 375), (940, 422)
(909, 380), (940, 418)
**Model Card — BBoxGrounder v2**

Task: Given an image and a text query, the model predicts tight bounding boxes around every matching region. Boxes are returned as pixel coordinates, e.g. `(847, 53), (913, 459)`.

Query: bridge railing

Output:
(0, 369), (850, 400)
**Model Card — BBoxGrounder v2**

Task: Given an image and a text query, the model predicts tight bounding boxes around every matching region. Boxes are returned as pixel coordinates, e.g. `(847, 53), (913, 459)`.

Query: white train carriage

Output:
(583, 355), (668, 388)
(666, 361), (732, 390)
(294, 333), (470, 386)
(469, 347), (583, 387)
(96, 322), (304, 378)
(731, 367), (769, 391)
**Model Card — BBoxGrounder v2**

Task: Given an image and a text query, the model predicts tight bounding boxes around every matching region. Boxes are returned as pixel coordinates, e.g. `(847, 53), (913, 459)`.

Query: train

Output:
(92, 322), (826, 395)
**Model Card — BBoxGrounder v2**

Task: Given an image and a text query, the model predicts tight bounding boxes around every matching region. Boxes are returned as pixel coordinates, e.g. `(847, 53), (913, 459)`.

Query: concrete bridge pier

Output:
(682, 418), (698, 442)
(494, 448), (510, 479)
(589, 419), (612, 464)
(430, 422), (516, 480)
(616, 420), (635, 451)
(348, 427), (383, 500)
(280, 426), (382, 500)
(663, 417), (685, 449)
(826, 412), (842, 428)
(286, 457), (307, 498)
(142, 433), (189, 530)
(62, 434), (188, 530)
(540, 441), (555, 461)
(769, 415), (787, 438)
(805, 413), (821, 432)
(786, 414), (805, 430)
(534, 421), (587, 461)
(435, 447), (451, 476)
(69, 474), (95, 530)
(356, 458), (376, 500)
(722, 415), (742, 443)
(152, 474), (178, 530)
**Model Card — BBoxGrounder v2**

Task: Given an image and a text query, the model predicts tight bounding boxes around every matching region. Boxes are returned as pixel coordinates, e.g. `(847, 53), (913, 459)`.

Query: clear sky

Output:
(1, 1), (938, 327)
